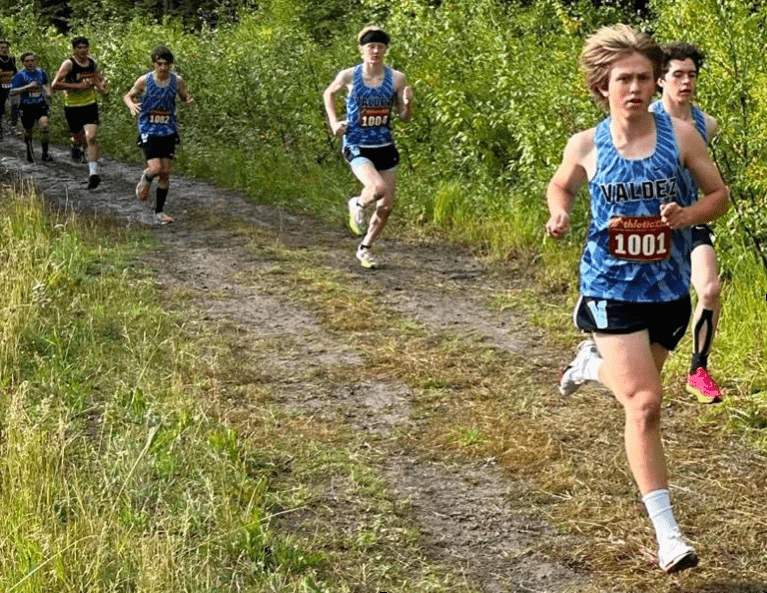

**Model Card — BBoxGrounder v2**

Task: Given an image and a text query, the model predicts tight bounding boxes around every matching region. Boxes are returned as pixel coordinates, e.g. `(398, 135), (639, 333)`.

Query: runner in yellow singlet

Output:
(52, 36), (109, 189)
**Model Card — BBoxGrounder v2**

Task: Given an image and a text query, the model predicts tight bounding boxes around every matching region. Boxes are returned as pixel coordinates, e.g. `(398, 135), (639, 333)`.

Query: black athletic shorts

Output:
(19, 102), (49, 130)
(574, 294), (692, 351)
(64, 103), (99, 134)
(691, 224), (714, 250)
(343, 143), (400, 172)
(137, 133), (179, 160)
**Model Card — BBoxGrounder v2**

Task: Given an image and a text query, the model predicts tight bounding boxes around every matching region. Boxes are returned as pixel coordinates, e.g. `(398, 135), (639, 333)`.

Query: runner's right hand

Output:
(333, 120), (347, 137)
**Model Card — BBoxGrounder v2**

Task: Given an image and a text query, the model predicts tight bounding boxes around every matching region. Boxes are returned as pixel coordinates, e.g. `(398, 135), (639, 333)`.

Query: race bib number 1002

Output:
(608, 215), (671, 262)
(149, 109), (171, 125)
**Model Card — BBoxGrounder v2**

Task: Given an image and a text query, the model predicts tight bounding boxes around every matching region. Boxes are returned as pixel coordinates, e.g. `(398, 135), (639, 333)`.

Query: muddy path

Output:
(2, 135), (594, 592)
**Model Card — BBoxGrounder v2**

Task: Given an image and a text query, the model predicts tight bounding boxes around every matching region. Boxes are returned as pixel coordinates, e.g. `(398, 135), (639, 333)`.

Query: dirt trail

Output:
(2, 136), (592, 592)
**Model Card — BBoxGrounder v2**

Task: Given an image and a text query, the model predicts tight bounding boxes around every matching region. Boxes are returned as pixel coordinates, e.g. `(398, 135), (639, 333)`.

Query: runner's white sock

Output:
(642, 488), (681, 543)
(583, 355), (602, 382)
(89, 161), (99, 176)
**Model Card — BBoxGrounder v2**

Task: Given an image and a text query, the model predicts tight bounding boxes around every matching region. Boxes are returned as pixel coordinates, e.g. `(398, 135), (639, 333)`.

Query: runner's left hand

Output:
(660, 202), (689, 229)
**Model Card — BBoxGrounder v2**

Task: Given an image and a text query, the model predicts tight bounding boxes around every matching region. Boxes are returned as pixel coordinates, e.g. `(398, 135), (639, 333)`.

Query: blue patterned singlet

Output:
(650, 100), (708, 204)
(649, 100), (708, 144)
(579, 111), (694, 302)
(343, 64), (396, 148)
(138, 72), (178, 138)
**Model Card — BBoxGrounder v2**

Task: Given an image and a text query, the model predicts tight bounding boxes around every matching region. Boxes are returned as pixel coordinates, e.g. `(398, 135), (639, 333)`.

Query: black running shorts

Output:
(574, 294), (692, 351)
(343, 143), (400, 172)
(137, 133), (179, 160)
(64, 103), (99, 134)
(19, 103), (49, 129)
(691, 224), (714, 250)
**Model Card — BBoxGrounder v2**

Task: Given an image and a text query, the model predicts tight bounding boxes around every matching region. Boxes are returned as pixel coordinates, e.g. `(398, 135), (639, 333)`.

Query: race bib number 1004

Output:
(360, 106), (390, 127)
(608, 215), (671, 262)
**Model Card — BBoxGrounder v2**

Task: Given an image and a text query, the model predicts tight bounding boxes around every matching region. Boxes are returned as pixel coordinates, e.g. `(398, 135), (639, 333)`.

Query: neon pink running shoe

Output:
(685, 367), (723, 404)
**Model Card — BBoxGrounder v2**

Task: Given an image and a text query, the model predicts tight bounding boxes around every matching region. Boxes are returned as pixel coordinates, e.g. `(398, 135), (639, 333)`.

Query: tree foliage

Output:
(0, 0), (765, 265)
(652, 0), (767, 268)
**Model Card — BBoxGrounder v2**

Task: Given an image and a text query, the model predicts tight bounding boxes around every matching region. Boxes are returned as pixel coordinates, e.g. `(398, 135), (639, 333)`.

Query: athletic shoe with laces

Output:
(88, 174), (101, 189)
(135, 175), (151, 201)
(155, 211), (174, 225)
(685, 366), (722, 404)
(356, 244), (377, 269)
(348, 196), (368, 236)
(658, 533), (698, 574)
(558, 339), (599, 396)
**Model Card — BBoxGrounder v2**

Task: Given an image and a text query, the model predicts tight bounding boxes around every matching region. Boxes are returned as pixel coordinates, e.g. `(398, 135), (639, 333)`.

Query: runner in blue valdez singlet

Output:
(652, 42), (725, 404)
(545, 25), (729, 576)
(124, 46), (195, 225)
(138, 70), (178, 139)
(323, 26), (413, 269)
(343, 64), (396, 150)
(580, 110), (694, 304)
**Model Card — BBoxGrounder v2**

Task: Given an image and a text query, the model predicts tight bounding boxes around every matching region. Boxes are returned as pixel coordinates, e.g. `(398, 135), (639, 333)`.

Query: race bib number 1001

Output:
(608, 215), (671, 262)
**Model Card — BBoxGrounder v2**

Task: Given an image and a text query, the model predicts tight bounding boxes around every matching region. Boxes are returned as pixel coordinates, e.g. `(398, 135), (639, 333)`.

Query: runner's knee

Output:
(366, 179), (387, 200)
(376, 202), (392, 218)
(697, 277), (720, 306)
(622, 390), (662, 431)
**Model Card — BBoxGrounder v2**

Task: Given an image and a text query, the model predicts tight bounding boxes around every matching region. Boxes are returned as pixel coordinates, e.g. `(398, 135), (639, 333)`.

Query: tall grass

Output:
(0, 181), (483, 592)
(0, 184), (317, 591)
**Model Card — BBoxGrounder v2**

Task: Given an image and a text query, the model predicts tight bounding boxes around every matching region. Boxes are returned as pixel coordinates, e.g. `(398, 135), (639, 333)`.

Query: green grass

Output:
(3, 153), (767, 591)
(0, 180), (486, 592)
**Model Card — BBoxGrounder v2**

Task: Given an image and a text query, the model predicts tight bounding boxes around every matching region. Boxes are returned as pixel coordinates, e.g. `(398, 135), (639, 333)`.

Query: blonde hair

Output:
(580, 24), (663, 110)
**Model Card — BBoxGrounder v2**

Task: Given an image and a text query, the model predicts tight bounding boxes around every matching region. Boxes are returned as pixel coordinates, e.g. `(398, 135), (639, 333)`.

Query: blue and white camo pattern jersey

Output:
(650, 100), (708, 144)
(580, 111), (694, 303)
(650, 99), (708, 204)
(138, 72), (178, 138)
(10, 68), (48, 106)
(343, 64), (396, 148)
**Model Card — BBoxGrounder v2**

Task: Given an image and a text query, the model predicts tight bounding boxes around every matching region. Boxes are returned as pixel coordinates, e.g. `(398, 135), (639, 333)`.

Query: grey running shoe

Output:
(356, 244), (377, 269)
(658, 534), (698, 574)
(155, 212), (174, 225)
(558, 339), (599, 396)
(348, 197), (368, 236)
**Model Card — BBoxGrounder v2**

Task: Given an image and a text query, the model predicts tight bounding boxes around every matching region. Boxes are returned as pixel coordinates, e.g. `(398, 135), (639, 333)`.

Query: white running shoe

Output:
(356, 244), (377, 269)
(348, 197), (368, 236)
(136, 175), (151, 201)
(658, 534), (698, 574)
(558, 339), (599, 396)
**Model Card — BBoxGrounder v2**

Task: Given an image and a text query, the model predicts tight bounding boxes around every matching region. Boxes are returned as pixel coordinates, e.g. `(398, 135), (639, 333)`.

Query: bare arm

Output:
(323, 68), (352, 137)
(51, 59), (79, 91)
(123, 75), (145, 118)
(661, 120), (729, 228)
(394, 70), (412, 122)
(704, 112), (718, 141)
(177, 76), (195, 107)
(10, 77), (36, 96)
(93, 66), (109, 94)
(545, 130), (593, 238)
